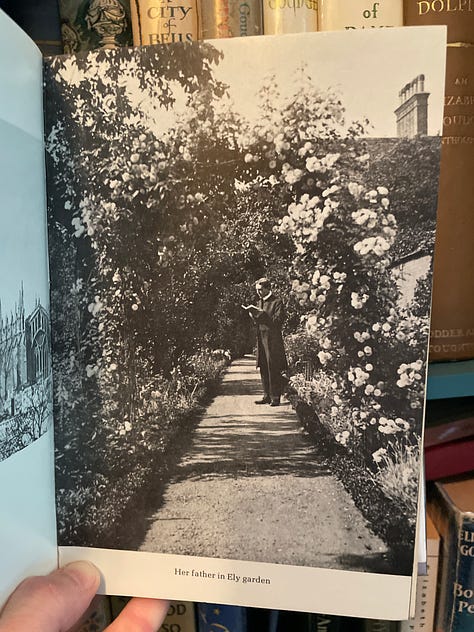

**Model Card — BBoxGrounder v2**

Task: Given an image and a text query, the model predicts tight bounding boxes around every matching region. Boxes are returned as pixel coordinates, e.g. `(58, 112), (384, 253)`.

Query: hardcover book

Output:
(424, 398), (474, 480)
(403, 0), (474, 44)
(428, 476), (474, 632)
(130, 0), (200, 44)
(427, 45), (474, 361)
(200, 0), (263, 39)
(197, 603), (246, 631)
(58, 0), (134, 53)
(0, 11), (447, 621)
(403, 7), (474, 361)
(110, 598), (197, 631)
(318, 0), (403, 31)
(262, 0), (318, 34)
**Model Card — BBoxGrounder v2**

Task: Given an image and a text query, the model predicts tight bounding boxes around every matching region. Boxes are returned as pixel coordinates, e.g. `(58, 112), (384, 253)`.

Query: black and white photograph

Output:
(43, 28), (445, 586)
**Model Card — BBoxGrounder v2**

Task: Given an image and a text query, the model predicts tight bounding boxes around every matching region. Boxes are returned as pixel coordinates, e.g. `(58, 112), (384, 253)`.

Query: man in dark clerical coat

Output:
(243, 277), (288, 406)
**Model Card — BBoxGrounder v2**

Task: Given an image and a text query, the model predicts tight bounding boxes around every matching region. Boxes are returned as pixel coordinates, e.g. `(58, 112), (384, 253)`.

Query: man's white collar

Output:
(262, 292), (272, 301)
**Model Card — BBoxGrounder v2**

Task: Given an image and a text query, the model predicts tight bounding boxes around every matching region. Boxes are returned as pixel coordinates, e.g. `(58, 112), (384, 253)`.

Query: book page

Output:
(0, 11), (57, 606)
(43, 27), (446, 619)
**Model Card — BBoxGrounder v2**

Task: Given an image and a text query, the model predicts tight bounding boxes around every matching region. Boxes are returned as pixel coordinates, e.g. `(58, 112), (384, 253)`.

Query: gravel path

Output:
(140, 357), (390, 572)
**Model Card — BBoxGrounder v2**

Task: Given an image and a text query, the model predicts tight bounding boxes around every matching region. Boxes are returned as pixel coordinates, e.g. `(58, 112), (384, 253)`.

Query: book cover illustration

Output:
(40, 28), (447, 617)
(0, 10), (57, 602)
(58, 0), (133, 53)
(197, 603), (246, 631)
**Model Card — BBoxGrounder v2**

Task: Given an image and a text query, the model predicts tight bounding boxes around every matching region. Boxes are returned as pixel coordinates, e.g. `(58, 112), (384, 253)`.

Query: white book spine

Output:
(262, 0), (318, 34)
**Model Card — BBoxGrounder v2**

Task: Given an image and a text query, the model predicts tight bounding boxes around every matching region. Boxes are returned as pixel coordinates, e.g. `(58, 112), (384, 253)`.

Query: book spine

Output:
(425, 437), (474, 482)
(427, 45), (474, 361)
(160, 602), (197, 631)
(403, 0), (474, 45)
(318, 0), (403, 30)
(58, 0), (133, 53)
(130, 0), (200, 45)
(262, 0), (318, 34)
(196, 603), (247, 632)
(430, 491), (474, 632)
(404, 0), (474, 362)
(200, 0), (263, 39)
(110, 598), (197, 630)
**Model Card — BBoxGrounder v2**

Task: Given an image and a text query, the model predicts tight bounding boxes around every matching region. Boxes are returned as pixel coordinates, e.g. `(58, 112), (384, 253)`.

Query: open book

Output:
(0, 12), (447, 620)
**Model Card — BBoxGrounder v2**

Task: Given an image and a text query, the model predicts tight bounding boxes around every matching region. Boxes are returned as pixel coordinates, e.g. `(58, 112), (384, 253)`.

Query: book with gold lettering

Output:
(262, 0), (318, 34)
(403, 2), (474, 361)
(428, 46), (474, 361)
(428, 476), (474, 632)
(0, 9), (447, 623)
(403, 0), (474, 44)
(130, 0), (199, 45)
(319, 0), (403, 31)
(200, 0), (263, 39)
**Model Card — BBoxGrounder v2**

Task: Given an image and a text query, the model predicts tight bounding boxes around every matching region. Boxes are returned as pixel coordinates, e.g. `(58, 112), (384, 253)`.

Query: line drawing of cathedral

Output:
(0, 284), (51, 420)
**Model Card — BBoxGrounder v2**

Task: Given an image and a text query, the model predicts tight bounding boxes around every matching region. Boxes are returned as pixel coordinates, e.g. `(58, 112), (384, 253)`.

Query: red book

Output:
(424, 436), (474, 481)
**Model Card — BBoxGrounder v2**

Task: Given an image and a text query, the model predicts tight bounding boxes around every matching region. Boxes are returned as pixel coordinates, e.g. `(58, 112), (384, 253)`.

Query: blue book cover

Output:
(197, 603), (247, 632)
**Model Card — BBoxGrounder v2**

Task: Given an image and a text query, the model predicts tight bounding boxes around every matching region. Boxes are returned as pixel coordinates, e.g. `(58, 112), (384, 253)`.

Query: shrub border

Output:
(287, 390), (416, 575)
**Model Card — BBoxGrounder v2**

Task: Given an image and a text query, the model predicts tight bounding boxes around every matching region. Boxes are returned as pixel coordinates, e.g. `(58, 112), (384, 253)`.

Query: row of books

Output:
(5, 0), (474, 50)
(73, 597), (400, 631)
(70, 474), (473, 632)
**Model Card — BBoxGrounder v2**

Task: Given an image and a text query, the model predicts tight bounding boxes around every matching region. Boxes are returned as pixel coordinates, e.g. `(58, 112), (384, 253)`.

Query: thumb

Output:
(0, 561), (100, 632)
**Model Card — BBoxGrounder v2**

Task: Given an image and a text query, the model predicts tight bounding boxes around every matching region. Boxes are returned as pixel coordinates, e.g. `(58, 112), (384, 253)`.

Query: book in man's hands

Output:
(0, 11), (447, 621)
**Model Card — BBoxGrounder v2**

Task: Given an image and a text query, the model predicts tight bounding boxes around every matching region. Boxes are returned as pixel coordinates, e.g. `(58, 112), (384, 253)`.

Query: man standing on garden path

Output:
(242, 277), (288, 407)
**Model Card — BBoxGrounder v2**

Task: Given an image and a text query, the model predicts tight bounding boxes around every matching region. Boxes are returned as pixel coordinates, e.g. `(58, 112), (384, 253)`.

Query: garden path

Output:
(139, 356), (390, 572)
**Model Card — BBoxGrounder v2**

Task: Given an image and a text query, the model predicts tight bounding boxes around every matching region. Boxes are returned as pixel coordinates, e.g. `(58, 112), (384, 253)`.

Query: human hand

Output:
(0, 561), (170, 632)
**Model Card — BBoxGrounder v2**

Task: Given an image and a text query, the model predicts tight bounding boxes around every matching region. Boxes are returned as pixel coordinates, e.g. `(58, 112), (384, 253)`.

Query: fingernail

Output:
(63, 561), (101, 590)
